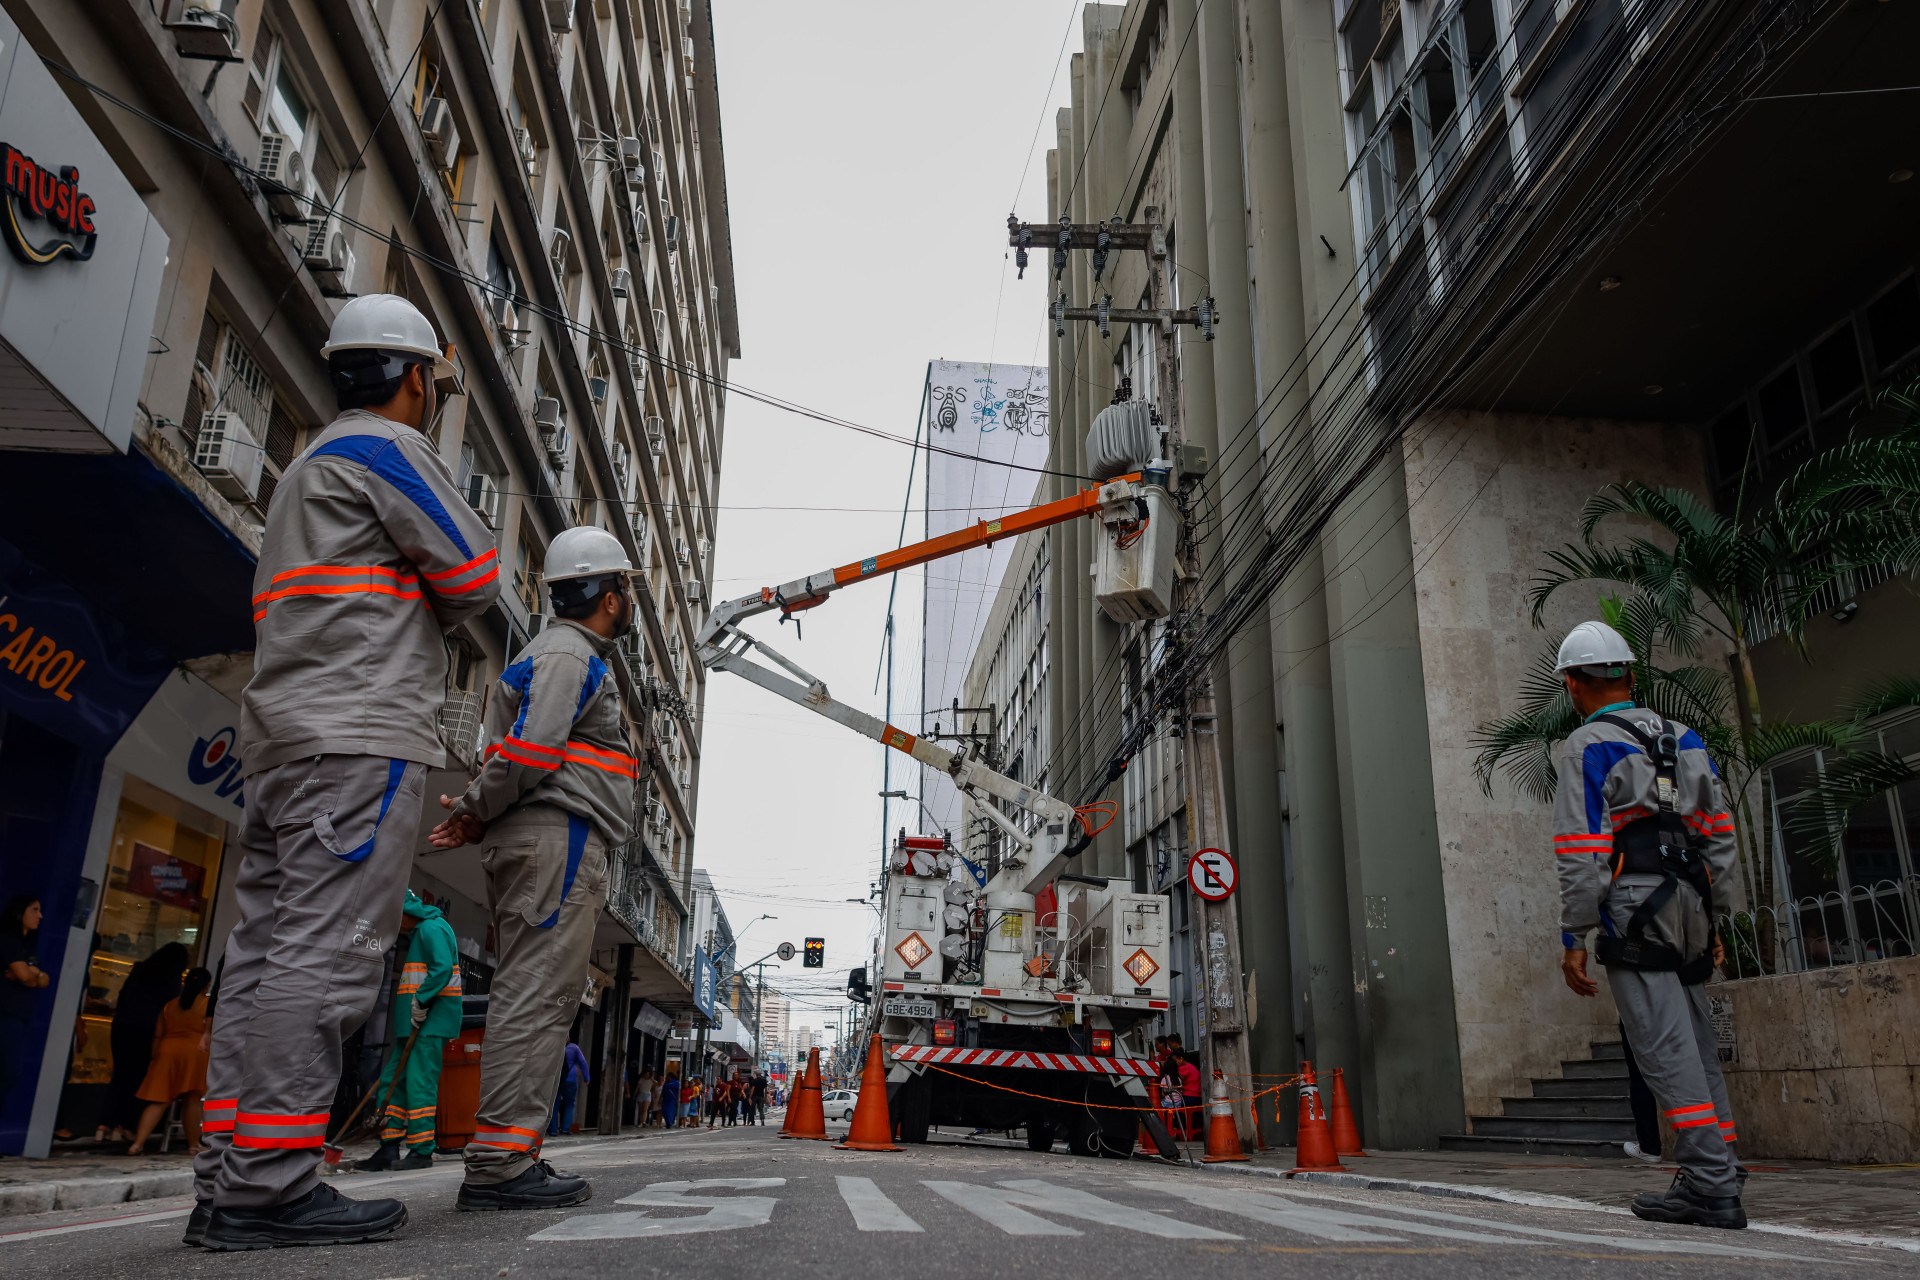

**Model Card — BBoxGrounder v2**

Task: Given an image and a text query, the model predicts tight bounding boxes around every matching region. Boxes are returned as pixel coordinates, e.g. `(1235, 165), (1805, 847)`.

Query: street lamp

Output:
(879, 789), (948, 841)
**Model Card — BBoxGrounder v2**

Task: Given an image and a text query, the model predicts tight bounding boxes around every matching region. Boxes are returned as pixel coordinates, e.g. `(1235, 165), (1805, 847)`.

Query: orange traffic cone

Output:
(1329, 1067), (1368, 1157)
(780, 1047), (830, 1141)
(1200, 1071), (1249, 1163)
(777, 1076), (797, 1136)
(834, 1035), (903, 1152)
(1288, 1061), (1347, 1175)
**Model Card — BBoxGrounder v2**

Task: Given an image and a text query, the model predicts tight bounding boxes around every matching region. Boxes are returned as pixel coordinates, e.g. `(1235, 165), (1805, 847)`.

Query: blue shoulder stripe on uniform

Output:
(1675, 727), (1719, 775)
(1581, 740), (1641, 836)
(502, 658), (536, 737)
(576, 656), (608, 718)
(312, 433), (473, 558)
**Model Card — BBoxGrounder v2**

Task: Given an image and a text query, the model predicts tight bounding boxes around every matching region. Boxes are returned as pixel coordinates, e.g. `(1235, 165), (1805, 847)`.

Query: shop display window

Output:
(67, 777), (227, 1087)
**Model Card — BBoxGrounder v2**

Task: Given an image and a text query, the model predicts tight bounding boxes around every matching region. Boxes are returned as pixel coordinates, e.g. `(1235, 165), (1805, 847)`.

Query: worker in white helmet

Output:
(195, 295), (499, 1249)
(1549, 620), (1745, 1228)
(428, 524), (641, 1210)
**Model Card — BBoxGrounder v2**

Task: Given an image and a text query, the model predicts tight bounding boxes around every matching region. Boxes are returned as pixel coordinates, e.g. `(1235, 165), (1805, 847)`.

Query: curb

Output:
(1198, 1159), (1920, 1254)
(0, 1170), (194, 1218)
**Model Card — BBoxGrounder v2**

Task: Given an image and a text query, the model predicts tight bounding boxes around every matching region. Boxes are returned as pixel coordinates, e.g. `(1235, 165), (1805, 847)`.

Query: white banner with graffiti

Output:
(920, 361), (1050, 839)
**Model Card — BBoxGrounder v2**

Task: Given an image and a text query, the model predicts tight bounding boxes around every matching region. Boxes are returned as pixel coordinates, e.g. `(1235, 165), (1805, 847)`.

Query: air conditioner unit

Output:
(533, 397), (564, 435)
(700, 537), (712, 564)
(588, 376), (608, 406)
(613, 441), (630, 484)
(674, 537), (689, 567)
(304, 228), (356, 297)
(465, 473), (502, 527)
(664, 215), (681, 251)
(646, 416), (665, 455)
(678, 0), (693, 28)
(489, 294), (527, 348)
(546, 0), (574, 32)
(610, 267), (632, 299)
(682, 35), (696, 77)
(651, 308), (667, 339)
(513, 127), (539, 178)
(653, 149), (665, 187)
(631, 207), (649, 245)
(257, 133), (309, 221)
(167, 2), (241, 61)
(549, 226), (571, 274)
(193, 413), (264, 500)
(419, 97), (460, 171)
(619, 136), (644, 176)
(543, 426), (571, 469)
(709, 283), (719, 306)
(685, 579), (704, 603)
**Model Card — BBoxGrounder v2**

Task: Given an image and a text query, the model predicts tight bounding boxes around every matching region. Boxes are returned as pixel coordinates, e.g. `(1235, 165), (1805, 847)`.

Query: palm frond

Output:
(1780, 751), (1919, 871)
(1844, 675), (1920, 723)
(1744, 720), (1862, 770)
(1470, 707), (1574, 801)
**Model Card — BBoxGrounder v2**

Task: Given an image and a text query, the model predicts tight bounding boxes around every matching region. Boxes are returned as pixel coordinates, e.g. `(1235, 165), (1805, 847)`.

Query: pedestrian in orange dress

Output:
(129, 967), (213, 1155)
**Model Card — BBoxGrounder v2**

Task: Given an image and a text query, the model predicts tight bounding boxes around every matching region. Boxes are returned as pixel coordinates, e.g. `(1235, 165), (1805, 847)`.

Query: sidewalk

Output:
(1202, 1144), (1920, 1243)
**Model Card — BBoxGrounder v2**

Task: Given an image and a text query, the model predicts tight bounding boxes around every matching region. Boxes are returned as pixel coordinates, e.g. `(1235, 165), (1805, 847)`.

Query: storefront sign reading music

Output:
(0, 143), (96, 264)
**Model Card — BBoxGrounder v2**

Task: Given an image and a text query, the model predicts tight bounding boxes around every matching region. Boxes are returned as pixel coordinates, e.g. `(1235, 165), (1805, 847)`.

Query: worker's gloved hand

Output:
(429, 794), (488, 849)
(1560, 947), (1598, 997)
(412, 997), (431, 1029)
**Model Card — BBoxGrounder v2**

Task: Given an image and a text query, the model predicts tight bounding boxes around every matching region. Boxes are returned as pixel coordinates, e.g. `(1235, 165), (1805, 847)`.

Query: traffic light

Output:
(803, 937), (825, 968)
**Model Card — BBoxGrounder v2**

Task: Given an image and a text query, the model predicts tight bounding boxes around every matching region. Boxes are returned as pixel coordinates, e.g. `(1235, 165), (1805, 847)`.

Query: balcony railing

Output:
(1717, 876), (1920, 978)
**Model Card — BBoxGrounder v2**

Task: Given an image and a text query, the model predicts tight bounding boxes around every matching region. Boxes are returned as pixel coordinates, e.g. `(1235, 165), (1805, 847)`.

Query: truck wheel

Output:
(1025, 1122), (1055, 1152)
(1067, 1112), (1103, 1158)
(1097, 1113), (1137, 1159)
(896, 1079), (931, 1144)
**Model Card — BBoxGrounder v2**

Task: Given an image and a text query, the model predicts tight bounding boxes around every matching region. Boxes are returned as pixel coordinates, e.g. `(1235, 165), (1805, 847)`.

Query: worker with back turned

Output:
(1551, 620), (1745, 1229)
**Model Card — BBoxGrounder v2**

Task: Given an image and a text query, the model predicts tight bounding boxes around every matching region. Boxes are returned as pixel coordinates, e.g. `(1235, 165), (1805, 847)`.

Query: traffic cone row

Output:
(1200, 1072), (1249, 1163)
(780, 1047), (830, 1141)
(834, 1035), (903, 1152)
(1288, 1060), (1347, 1174)
(1329, 1067), (1367, 1158)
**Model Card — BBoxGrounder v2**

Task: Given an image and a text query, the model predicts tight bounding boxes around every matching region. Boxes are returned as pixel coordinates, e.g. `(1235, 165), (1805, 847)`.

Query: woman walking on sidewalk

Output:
(128, 967), (213, 1154)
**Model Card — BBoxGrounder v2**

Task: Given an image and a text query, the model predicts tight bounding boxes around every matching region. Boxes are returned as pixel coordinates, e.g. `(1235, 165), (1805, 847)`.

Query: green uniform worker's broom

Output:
(320, 1022), (425, 1173)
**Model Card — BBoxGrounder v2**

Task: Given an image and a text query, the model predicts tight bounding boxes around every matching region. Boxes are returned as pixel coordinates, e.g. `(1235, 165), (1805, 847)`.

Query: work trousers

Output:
(1607, 967), (1740, 1197)
(376, 1030), (449, 1151)
(194, 755), (426, 1207)
(463, 805), (607, 1185)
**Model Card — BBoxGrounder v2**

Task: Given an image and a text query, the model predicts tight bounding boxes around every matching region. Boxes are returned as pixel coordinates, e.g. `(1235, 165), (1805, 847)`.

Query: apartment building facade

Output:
(987, 0), (1918, 1153)
(0, 0), (736, 1156)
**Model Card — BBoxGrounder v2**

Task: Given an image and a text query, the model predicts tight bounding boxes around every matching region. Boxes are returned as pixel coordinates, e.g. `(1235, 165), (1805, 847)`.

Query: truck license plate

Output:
(883, 997), (937, 1019)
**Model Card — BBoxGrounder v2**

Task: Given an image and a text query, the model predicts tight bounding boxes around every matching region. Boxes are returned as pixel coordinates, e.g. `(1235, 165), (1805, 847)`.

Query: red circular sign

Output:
(1187, 848), (1238, 901)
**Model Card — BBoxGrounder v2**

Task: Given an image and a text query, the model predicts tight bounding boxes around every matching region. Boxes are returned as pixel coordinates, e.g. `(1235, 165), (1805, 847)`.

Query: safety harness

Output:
(1591, 713), (1716, 985)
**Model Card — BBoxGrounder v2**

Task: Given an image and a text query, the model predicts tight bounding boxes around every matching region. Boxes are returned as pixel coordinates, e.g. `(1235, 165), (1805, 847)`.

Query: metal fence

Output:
(1717, 876), (1920, 978)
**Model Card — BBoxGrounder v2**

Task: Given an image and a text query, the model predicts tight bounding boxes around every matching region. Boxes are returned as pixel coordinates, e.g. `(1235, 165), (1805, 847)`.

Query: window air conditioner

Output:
(167, 2), (240, 61)
(619, 136), (644, 177)
(700, 537), (712, 564)
(513, 127), (539, 178)
(465, 473), (502, 527)
(549, 226), (571, 275)
(678, 0), (693, 28)
(653, 149), (664, 188)
(613, 441), (630, 484)
(674, 537), (689, 567)
(646, 416), (665, 455)
(631, 207), (649, 245)
(303, 225), (355, 297)
(588, 376), (608, 406)
(257, 133), (309, 221)
(682, 36), (696, 77)
(546, 0), (574, 32)
(610, 267), (632, 299)
(685, 579), (704, 603)
(664, 215), (681, 251)
(533, 397), (564, 435)
(543, 426), (571, 469)
(419, 97), (460, 171)
(193, 413), (265, 501)
(489, 295), (527, 348)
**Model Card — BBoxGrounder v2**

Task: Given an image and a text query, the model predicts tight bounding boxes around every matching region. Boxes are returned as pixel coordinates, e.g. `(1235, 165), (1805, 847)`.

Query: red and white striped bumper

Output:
(890, 1044), (1156, 1076)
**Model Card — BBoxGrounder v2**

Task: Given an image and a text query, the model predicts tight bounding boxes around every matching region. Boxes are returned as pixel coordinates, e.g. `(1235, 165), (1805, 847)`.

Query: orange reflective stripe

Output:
(562, 739), (639, 778)
(422, 547), (499, 581)
(251, 564), (425, 620)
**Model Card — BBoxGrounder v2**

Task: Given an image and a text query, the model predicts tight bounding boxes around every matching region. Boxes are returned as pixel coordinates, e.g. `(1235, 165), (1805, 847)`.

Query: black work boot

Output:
(201, 1182), (408, 1250)
(354, 1141), (402, 1172)
(456, 1159), (592, 1211)
(390, 1148), (435, 1171)
(182, 1200), (212, 1246)
(1630, 1173), (1747, 1229)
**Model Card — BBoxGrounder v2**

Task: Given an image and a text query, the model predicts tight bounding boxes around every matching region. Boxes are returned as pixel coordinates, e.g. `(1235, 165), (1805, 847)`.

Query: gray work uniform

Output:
(453, 619), (637, 1183)
(1554, 706), (1742, 1196)
(196, 410), (498, 1209)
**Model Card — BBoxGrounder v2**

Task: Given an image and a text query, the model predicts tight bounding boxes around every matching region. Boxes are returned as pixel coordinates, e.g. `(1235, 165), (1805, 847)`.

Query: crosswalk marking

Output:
(923, 1180), (1240, 1240)
(837, 1176), (924, 1232)
(1130, 1182), (1414, 1243)
(530, 1178), (785, 1241)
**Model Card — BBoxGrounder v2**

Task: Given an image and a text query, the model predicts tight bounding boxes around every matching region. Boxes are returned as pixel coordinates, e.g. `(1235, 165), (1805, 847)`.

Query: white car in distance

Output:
(821, 1089), (860, 1122)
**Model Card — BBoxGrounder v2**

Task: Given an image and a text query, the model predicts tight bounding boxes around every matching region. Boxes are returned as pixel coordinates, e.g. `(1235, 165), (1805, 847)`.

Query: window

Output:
(514, 520), (543, 614)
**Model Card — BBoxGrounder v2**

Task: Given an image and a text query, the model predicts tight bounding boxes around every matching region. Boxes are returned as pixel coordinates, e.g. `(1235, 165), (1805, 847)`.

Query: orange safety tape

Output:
(914, 1060), (1284, 1113)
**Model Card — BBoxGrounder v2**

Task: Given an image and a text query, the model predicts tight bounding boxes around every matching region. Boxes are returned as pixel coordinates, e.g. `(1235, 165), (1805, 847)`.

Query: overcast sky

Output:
(696, 1), (1082, 1043)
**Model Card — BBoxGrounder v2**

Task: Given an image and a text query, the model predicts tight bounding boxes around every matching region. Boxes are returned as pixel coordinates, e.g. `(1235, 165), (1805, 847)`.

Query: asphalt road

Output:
(2, 1117), (1904, 1278)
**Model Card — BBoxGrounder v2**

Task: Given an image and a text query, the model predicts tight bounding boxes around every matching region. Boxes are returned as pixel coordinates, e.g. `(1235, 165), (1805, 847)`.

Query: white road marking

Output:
(836, 1176), (923, 1232)
(0, 1206), (192, 1244)
(1129, 1182), (1410, 1243)
(530, 1178), (785, 1241)
(993, 1181), (1240, 1240)
(923, 1181), (1082, 1236)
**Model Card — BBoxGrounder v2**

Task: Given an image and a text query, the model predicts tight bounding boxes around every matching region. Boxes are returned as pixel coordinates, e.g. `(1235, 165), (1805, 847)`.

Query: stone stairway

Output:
(1439, 1040), (1634, 1156)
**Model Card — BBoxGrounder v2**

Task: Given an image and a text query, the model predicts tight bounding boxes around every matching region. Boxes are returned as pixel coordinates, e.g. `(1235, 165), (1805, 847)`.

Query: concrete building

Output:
(974, 0), (1920, 1156)
(0, 0), (736, 1155)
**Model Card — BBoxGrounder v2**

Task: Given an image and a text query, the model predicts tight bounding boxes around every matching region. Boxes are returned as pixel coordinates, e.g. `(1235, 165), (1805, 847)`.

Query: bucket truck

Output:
(695, 463), (1185, 1158)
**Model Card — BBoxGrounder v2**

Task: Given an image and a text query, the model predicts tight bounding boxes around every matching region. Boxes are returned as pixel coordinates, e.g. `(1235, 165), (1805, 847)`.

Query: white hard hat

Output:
(320, 293), (458, 384)
(1555, 620), (1634, 675)
(545, 525), (634, 585)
